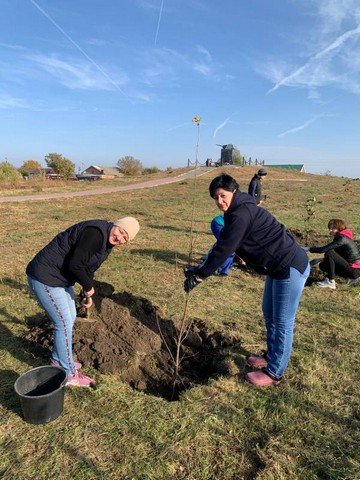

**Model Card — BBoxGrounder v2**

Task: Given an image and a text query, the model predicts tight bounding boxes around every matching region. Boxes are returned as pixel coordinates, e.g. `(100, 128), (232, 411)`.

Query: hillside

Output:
(0, 167), (359, 480)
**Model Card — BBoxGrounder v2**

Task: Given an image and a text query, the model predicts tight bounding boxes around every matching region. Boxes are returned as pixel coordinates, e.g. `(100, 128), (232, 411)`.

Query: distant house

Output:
(81, 165), (124, 179)
(44, 167), (61, 179)
(22, 167), (42, 179)
(265, 164), (306, 173)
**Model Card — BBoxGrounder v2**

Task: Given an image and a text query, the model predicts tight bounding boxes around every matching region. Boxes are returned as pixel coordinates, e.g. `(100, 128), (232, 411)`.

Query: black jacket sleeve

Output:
(197, 206), (252, 278)
(67, 227), (104, 291)
(309, 236), (344, 254)
(248, 178), (257, 197)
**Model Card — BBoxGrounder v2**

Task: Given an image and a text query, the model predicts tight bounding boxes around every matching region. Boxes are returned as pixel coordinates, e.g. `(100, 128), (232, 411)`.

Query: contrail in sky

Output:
(154, 0), (164, 46)
(213, 117), (231, 138)
(167, 122), (189, 132)
(267, 23), (360, 94)
(29, 0), (129, 99)
(278, 115), (327, 138)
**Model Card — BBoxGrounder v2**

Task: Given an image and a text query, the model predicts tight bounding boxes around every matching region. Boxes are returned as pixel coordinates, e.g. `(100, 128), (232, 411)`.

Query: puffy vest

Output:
(26, 220), (113, 287)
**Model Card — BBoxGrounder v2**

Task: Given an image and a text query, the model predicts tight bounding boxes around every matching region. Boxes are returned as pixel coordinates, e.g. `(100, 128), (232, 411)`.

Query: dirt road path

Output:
(0, 168), (211, 203)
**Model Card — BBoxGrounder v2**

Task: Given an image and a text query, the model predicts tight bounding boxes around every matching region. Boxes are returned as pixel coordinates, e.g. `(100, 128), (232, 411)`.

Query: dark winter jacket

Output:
(310, 229), (360, 267)
(197, 191), (308, 279)
(26, 220), (114, 288)
(248, 175), (262, 205)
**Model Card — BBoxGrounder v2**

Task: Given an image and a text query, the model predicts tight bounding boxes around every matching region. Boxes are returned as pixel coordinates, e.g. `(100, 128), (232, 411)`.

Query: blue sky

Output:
(1, 0), (360, 178)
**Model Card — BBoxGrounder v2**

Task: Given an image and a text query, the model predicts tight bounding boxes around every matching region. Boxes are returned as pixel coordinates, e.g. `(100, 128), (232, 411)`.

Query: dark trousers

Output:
(320, 250), (360, 280)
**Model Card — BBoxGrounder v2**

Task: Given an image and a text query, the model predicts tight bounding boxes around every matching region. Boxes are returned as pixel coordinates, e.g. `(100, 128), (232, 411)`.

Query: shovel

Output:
(76, 292), (97, 323)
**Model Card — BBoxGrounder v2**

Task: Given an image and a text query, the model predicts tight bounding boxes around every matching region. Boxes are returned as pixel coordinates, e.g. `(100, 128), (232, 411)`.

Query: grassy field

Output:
(0, 167), (359, 480)
(0, 167), (190, 197)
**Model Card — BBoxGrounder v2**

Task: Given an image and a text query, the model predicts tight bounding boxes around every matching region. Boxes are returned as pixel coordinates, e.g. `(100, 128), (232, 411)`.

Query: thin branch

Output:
(155, 311), (176, 365)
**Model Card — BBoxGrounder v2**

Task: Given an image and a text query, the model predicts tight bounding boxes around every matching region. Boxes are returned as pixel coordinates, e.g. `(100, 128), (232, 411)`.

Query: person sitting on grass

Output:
(26, 217), (140, 387)
(309, 218), (360, 290)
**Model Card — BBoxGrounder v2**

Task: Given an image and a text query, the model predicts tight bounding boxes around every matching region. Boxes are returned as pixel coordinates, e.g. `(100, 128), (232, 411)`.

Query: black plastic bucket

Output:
(14, 365), (67, 424)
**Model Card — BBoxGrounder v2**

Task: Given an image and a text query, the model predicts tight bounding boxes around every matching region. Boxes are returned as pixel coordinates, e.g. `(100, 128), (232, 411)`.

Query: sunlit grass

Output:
(0, 168), (359, 479)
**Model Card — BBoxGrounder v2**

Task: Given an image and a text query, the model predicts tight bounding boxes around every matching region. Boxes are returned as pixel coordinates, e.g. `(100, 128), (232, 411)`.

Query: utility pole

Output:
(192, 115), (201, 168)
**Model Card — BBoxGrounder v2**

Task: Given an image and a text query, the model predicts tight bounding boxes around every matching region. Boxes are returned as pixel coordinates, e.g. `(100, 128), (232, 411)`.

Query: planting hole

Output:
(25, 282), (240, 400)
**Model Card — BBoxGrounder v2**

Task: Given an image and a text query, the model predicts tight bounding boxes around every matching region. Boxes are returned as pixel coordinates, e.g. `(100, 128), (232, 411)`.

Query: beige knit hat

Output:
(113, 217), (140, 241)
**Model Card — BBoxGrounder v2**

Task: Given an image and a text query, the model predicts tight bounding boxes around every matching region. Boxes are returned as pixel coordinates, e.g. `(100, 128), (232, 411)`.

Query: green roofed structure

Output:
(265, 164), (306, 173)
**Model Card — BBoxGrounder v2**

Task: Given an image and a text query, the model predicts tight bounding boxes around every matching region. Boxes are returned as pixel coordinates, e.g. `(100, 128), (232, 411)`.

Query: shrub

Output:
(20, 160), (42, 173)
(117, 156), (143, 176)
(0, 162), (22, 182)
(142, 167), (161, 175)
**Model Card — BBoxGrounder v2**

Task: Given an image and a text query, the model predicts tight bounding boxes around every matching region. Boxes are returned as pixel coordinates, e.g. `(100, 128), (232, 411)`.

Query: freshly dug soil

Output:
(286, 227), (323, 246)
(24, 282), (241, 400)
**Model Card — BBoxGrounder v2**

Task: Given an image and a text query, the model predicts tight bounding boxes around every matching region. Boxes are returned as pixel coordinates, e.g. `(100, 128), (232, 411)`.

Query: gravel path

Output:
(0, 168), (211, 203)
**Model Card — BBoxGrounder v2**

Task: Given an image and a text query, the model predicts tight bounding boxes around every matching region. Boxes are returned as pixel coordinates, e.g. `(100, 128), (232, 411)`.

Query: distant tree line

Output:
(0, 153), (165, 183)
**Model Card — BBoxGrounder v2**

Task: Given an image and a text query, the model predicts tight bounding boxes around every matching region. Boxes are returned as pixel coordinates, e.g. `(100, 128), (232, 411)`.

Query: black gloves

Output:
(184, 265), (199, 277)
(183, 266), (203, 292)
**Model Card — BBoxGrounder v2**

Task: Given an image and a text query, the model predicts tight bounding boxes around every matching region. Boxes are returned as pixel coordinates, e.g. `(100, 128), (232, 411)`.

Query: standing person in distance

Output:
(248, 168), (267, 205)
(27, 217), (140, 387)
(184, 174), (310, 387)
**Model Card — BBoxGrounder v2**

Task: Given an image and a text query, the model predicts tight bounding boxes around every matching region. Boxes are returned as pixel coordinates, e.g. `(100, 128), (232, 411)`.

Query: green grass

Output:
(0, 167), (359, 479)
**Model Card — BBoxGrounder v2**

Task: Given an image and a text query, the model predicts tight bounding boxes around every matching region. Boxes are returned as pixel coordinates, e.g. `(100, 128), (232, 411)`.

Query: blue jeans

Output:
(27, 276), (77, 376)
(262, 264), (310, 379)
(209, 217), (235, 275)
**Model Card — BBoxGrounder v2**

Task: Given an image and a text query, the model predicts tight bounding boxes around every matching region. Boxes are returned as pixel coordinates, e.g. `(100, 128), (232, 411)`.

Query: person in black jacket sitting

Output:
(309, 218), (360, 290)
(26, 217), (140, 387)
(248, 168), (267, 205)
(184, 174), (310, 387)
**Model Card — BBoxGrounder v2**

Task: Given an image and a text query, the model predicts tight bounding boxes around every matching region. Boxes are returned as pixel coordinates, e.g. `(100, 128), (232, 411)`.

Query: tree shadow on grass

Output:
(1, 277), (29, 293)
(148, 223), (210, 235)
(55, 441), (109, 478)
(0, 309), (49, 363)
(0, 423), (109, 477)
(0, 308), (50, 416)
(0, 369), (22, 416)
(131, 248), (191, 265)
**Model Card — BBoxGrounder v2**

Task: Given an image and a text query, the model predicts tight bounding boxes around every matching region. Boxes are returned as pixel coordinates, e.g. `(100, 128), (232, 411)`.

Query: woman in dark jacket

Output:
(184, 174), (310, 387)
(310, 218), (360, 289)
(27, 217), (139, 387)
(248, 168), (267, 205)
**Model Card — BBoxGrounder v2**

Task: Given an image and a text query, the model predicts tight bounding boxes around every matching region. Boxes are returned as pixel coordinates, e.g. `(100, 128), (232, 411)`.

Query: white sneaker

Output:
(316, 278), (336, 290)
(346, 277), (360, 286)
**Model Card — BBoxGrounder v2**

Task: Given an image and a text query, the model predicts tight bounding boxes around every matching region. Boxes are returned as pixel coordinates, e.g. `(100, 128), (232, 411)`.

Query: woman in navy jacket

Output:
(184, 174), (310, 387)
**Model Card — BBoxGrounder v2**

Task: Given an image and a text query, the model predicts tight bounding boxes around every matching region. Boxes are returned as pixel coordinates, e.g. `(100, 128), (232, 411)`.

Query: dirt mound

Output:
(24, 282), (241, 400)
(287, 227), (322, 246)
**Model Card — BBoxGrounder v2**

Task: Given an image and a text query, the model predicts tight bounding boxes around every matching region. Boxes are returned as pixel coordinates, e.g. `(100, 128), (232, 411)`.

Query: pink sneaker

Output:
(66, 370), (95, 387)
(246, 370), (281, 387)
(51, 358), (82, 370)
(246, 354), (268, 368)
